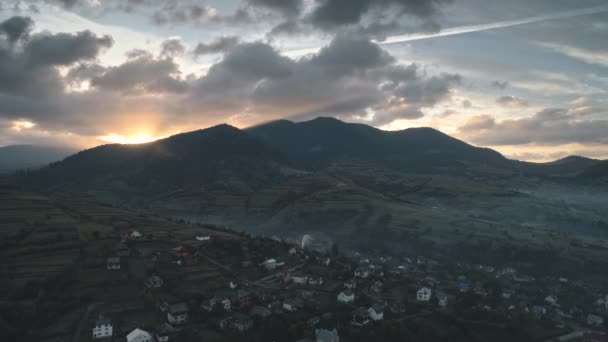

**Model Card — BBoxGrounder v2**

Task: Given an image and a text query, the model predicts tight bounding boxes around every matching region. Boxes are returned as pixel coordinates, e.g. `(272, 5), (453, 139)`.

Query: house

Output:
(172, 246), (189, 258)
(144, 275), (163, 289)
(262, 259), (278, 271)
(126, 328), (152, 342)
(220, 314), (253, 333)
(167, 302), (188, 325)
(92, 316), (112, 339)
(368, 304), (384, 321)
(532, 305), (547, 316)
(196, 235), (211, 241)
(587, 314), (604, 327)
(337, 290), (355, 304)
(417, 287), (432, 302)
(250, 306), (272, 319)
(437, 293), (448, 308)
(155, 323), (176, 342)
(315, 328), (339, 342)
(283, 298), (303, 312)
(354, 267), (370, 279)
(114, 242), (131, 257)
(351, 307), (370, 326)
(237, 289), (251, 308)
(545, 295), (558, 306)
(123, 230), (143, 240)
(291, 275), (309, 285)
(457, 279), (471, 293)
(106, 257), (120, 270)
(209, 293), (233, 311)
(308, 277), (324, 286)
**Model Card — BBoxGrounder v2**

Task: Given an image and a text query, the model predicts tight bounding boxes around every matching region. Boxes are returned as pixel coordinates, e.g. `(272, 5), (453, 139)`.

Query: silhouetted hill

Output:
(248, 117), (512, 175)
(25, 124), (287, 192)
(0, 145), (76, 174)
(579, 160), (608, 181)
(519, 155), (601, 178)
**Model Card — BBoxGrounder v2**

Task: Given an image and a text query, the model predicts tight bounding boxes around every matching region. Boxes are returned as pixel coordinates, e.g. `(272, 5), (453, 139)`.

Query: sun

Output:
(98, 133), (162, 145)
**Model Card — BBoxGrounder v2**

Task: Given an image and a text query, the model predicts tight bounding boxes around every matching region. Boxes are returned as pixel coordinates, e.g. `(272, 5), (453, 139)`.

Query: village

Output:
(84, 223), (608, 342)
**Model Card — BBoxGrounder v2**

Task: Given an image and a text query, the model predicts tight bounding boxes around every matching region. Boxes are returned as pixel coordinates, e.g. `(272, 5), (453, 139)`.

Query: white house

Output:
(545, 295), (558, 306)
(587, 314), (604, 327)
(337, 290), (355, 304)
(126, 328), (152, 342)
(354, 267), (369, 279)
(315, 328), (339, 342)
(291, 275), (309, 285)
(282, 299), (302, 312)
(155, 323), (176, 342)
(437, 293), (448, 308)
(92, 316), (112, 339)
(262, 259), (278, 271)
(106, 257), (120, 270)
(144, 275), (163, 289)
(368, 304), (384, 321)
(167, 303), (188, 325)
(417, 287), (432, 302)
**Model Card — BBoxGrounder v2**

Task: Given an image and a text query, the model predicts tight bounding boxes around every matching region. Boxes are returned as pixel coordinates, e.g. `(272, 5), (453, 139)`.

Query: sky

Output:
(0, 0), (607, 162)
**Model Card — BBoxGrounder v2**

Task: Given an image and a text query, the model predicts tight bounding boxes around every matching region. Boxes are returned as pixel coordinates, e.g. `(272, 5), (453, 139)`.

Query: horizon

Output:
(0, 0), (607, 162)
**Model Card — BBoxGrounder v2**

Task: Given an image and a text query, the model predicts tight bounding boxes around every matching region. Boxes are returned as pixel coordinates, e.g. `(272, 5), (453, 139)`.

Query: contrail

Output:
(379, 5), (608, 45)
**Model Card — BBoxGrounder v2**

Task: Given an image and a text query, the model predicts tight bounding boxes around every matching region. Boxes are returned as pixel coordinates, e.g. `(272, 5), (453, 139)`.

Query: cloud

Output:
(0, 16), (33, 43)
(462, 100), (472, 108)
(491, 80), (509, 90)
(459, 108), (608, 146)
(160, 37), (186, 58)
(540, 42), (608, 67)
(193, 36), (240, 56)
(90, 55), (188, 94)
(185, 34), (460, 127)
(0, 16), (460, 146)
(496, 95), (528, 108)
(151, 2), (251, 26)
(246, 0), (302, 17)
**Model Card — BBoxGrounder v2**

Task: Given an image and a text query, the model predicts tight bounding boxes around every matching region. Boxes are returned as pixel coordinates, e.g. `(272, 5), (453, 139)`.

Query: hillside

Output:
(518, 156), (601, 178)
(24, 124), (288, 201)
(248, 117), (513, 176)
(0, 145), (76, 174)
(16, 117), (608, 246)
(579, 160), (608, 181)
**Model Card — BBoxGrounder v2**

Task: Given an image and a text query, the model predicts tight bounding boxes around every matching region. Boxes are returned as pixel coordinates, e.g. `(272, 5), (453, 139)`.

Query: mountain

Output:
(14, 117), (608, 251)
(248, 117), (513, 176)
(519, 155), (602, 178)
(0, 145), (76, 174)
(24, 124), (288, 198)
(579, 160), (608, 181)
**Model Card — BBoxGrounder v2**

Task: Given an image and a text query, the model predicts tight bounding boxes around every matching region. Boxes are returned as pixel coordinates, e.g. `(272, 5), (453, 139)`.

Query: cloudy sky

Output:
(0, 0), (607, 161)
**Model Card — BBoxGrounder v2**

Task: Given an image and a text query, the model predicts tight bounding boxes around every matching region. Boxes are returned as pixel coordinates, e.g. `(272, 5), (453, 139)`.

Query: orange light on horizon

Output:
(97, 133), (164, 145)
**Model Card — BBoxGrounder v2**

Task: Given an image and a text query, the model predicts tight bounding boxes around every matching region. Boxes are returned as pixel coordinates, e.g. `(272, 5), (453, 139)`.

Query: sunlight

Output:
(97, 133), (162, 145)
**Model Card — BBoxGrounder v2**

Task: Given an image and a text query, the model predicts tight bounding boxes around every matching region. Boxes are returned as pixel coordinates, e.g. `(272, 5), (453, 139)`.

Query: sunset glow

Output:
(98, 133), (163, 145)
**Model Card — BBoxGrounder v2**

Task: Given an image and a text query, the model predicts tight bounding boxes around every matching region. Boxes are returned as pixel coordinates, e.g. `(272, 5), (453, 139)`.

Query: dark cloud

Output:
(308, 0), (452, 36)
(246, 0), (302, 17)
(0, 16), (34, 43)
(23, 31), (112, 67)
(496, 95), (528, 108)
(491, 80), (509, 90)
(90, 55), (187, 94)
(185, 35), (461, 126)
(0, 16), (460, 143)
(151, 2), (251, 26)
(462, 100), (472, 108)
(459, 108), (608, 146)
(160, 37), (186, 57)
(193, 36), (240, 56)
